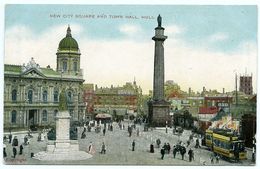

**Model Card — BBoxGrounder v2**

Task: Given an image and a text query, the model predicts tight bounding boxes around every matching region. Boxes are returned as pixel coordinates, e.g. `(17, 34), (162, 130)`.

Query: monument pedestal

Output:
(33, 111), (92, 161)
(148, 100), (170, 127)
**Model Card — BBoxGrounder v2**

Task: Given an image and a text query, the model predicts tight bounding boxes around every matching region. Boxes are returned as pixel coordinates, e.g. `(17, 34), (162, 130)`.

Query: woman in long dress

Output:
(88, 142), (96, 155)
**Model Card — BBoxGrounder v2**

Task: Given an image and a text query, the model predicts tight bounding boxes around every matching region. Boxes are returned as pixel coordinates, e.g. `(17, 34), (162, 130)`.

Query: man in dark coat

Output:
(3, 146), (7, 158)
(12, 136), (18, 147)
(13, 147), (17, 158)
(9, 133), (12, 144)
(103, 128), (106, 136)
(19, 144), (24, 155)
(132, 140), (135, 151)
(188, 148), (193, 162)
(150, 143), (154, 153)
(180, 146), (186, 160)
(160, 147), (165, 160)
(173, 145), (177, 158)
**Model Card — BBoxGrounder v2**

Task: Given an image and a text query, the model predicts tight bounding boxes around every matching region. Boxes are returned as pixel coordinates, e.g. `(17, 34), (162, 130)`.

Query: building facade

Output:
(92, 81), (142, 118)
(4, 26), (86, 130)
(239, 74), (253, 95)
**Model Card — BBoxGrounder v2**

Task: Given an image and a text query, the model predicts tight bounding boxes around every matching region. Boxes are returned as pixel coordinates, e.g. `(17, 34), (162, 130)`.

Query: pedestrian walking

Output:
(162, 143), (167, 153)
(137, 128), (140, 136)
(195, 139), (200, 148)
(150, 143), (154, 153)
(167, 143), (171, 154)
(88, 142), (93, 152)
(188, 148), (193, 162)
(8, 133), (12, 144)
(210, 154), (214, 164)
(156, 138), (161, 148)
(12, 147), (17, 158)
(12, 136), (18, 147)
(180, 146), (186, 160)
(88, 142), (96, 155)
(187, 140), (190, 147)
(160, 147), (165, 160)
(132, 140), (135, 151)
(100, 142), (106, 154)
(216, 155), (220, 164)
(81, 130), (86, 139)
(19, 144), (24, 155)
(3, 144), (7, 158)
(103, 128), (106, 136)
(173, 145), (177, 158)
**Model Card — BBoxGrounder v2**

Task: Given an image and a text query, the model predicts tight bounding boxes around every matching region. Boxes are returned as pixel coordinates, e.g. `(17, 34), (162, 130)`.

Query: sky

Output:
(4, 4), (258, 94)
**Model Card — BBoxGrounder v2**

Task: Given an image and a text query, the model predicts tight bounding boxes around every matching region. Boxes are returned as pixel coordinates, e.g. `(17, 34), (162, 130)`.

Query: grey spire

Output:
(66, 25), (72, 37)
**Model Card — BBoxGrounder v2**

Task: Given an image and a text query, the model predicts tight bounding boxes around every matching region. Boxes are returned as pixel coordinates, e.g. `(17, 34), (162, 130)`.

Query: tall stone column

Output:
(148, 15), (170, 127)
(152, 15), (167, 101)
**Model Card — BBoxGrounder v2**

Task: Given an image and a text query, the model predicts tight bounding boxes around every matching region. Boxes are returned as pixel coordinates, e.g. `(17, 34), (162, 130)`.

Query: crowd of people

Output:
(3, 131), (31, 159)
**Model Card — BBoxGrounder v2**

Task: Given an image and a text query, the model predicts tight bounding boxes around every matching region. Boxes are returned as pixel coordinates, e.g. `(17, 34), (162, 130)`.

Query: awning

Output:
(95, 113), (112, 119)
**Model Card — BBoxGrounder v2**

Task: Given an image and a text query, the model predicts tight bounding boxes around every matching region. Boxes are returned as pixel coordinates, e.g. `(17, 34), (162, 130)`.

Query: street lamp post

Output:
(166, 120), (168, 133)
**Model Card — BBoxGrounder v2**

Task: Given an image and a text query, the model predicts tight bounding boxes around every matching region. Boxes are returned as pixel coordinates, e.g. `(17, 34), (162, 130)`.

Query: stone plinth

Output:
(33, 110), (92, 161)
(148, 100), (170, 127)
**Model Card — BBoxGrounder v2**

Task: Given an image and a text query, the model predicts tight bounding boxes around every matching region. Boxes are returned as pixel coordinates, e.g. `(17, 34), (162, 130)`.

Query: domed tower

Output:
(56, 25), (81, 76)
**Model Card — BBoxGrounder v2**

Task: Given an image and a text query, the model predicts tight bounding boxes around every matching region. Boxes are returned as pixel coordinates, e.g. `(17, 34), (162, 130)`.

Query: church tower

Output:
(56, 26), (81, 76)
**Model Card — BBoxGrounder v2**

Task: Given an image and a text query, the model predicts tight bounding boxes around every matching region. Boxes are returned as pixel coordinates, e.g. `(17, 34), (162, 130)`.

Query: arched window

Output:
(11, 110), (17, 123)
(63, 61), (67, 71)
(12, 89), (17, 102)
(67, 91), (72, 103)
(54, 91), (59, 102)
(28, 90), (33, 104)
(54, 110), (58, 117)
(73, 61), (77, 72)
(43, 90), (48, 103)
(42, 110), (48, 122)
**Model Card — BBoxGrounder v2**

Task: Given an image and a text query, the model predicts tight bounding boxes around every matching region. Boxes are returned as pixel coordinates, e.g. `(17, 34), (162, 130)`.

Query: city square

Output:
(2, 4), (257, 166)
(3, 121), (254, 165)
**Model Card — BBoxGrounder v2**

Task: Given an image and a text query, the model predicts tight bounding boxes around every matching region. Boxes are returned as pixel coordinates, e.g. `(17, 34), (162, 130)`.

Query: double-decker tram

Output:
(205, 128), (247, 161)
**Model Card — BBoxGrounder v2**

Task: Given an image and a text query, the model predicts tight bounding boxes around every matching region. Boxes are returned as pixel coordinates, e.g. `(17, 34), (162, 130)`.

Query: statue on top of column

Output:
(157, 14), (162, 27)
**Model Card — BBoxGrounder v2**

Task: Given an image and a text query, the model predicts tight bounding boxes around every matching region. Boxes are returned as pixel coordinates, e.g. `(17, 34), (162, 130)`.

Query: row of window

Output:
(10, 109), (77, 124)
(10, 110), (58, 124)
(63, 61), (78, 72)
(11, 89), (73, 103)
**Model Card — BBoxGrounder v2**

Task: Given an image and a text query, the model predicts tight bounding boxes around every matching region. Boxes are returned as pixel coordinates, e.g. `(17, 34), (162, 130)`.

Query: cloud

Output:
(208, 32), (229, 42)
(165, 24), (184, 38)
(5, 25), (257, 94)
(5, 24), (83, 68)
(118, 24), (142, 36)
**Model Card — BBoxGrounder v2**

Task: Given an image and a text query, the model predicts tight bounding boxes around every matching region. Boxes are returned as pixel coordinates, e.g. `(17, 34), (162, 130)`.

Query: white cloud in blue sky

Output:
(208, 32), (229, 42)
(4, 5), (257, 94)
(119, 24), (143, 37)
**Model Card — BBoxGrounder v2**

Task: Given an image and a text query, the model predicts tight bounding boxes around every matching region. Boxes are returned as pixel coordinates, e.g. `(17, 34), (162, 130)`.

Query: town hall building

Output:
(4, 26), (86, 130)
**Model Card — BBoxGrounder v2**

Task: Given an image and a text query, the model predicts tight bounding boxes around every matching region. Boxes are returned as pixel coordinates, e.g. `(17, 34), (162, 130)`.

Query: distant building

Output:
(83, 84), (95, 120)
(198, 106), (218, 121)
(204, 96), (233, 112)
(239, 74), (253, 95)
(93, 81), (142, 118)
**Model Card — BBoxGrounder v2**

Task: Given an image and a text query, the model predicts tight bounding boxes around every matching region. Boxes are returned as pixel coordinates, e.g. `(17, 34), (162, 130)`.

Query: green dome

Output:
(58, 26), (79, 51)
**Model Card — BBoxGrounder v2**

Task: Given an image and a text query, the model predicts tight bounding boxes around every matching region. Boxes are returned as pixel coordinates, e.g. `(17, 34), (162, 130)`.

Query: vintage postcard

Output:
(2, 3), (257, 166)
